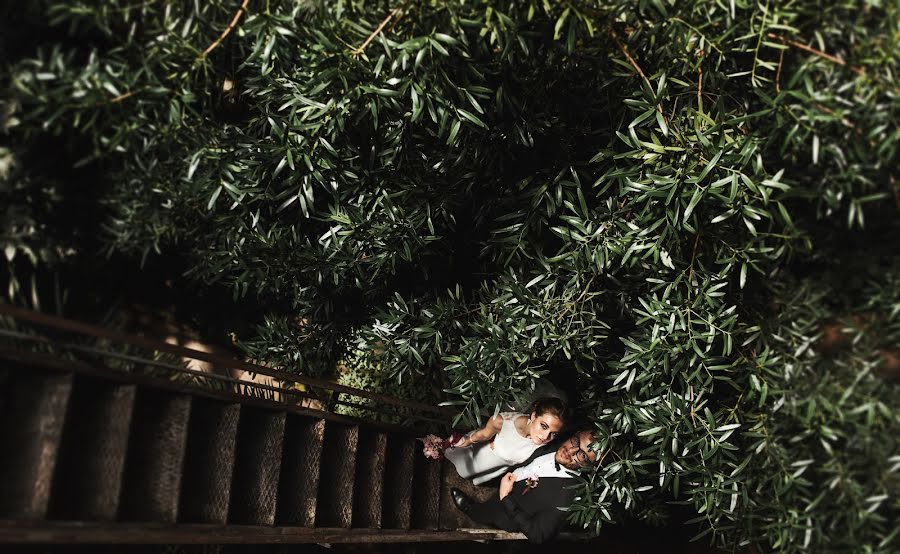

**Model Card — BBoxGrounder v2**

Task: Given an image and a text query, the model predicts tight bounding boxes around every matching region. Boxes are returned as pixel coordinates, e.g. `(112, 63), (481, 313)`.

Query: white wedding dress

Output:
(445, 411), (539, 485)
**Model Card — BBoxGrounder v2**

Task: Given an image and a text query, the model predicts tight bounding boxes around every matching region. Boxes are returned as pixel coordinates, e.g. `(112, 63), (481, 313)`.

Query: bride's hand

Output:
(499, 473), (516, 499)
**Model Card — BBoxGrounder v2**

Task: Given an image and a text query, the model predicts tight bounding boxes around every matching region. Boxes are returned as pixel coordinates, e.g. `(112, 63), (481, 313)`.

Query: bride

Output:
(445, 397), (567, 485)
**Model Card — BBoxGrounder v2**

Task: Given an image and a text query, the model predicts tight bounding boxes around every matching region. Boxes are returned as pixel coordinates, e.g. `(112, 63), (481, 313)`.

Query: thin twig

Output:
(609, 28), (652, 87)
(687, 231), (702, 284)
(96, 87), (146, 107)
(749, 2), (769, 86)
(573, 275), (597, 306)
(767, 33), (865, 76)
(814, 102), (856, 130)
(775, 44), (785, 93)
(668, 17), (723, 55)
(108, 89), (139, 104)
(689, 385), (696, 425)
(610, 27), (665, 119)
(353, 2), (409, 57)
(199, 0), (250, 59)
(697, 51), (704, 111)
(555, 275), (596, 324)
(597, 447), (612, 467)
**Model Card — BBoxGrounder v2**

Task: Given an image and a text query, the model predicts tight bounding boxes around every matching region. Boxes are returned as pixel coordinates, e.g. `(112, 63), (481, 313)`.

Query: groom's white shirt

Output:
(513, 452), (574, 481)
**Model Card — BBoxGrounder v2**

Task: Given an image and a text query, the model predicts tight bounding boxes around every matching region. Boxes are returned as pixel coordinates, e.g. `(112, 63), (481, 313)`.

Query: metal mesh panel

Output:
(381, 435), (415, 529)
(228, 408), (286, 525)
(118, 388), (192, 523)
(276, 416), (325, 527)
(0, 370), (72, 519)
(315, 423), (359, 528)
(178, 399), (240, 523)
(352, 430), (387, 529)
(49, 378), (136, 521)
(411, 451), (442, 530)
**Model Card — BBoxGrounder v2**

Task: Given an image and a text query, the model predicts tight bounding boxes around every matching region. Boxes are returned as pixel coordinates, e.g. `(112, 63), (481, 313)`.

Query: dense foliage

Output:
(2, 1), (898, 551)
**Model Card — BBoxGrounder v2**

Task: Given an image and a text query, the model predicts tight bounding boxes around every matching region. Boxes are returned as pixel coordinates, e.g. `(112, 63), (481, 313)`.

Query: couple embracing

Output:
(444, 397), (598, 543)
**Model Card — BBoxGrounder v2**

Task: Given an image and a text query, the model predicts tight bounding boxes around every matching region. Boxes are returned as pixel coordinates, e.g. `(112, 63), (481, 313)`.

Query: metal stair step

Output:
(352, 430), (387, 528)
(118, 388), (192, 523)
(411, 447), (442, 530)
(381, 435), (415, 529)
(48, 377), (136, 521)
(0, 368), (72, 520)
(276, 415), (325, 527)
(178, 399), (240, 524)
(315, 422), (359, 528)
(228, 408), (286, 525)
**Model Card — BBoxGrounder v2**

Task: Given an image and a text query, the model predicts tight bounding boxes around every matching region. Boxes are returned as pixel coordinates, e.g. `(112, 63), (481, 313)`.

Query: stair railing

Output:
(0, 304), (455, 431)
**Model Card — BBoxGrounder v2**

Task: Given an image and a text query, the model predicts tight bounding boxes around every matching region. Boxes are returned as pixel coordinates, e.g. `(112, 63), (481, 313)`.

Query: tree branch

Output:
(767, 33), (865, 76)
(353, 2), (409, 57)
(609, 28), (651, 85)
(697, 50), (704, 111)
(775, 44), (785, 93)
(199, 0), (250, 59)
(107, 89), (139, 104)
(96, 87), (146, 107)
(610, 28), (662, 116)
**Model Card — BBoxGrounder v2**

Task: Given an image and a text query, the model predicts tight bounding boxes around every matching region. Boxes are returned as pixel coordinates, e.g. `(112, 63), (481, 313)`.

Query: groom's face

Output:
(555, 431), (597, 470)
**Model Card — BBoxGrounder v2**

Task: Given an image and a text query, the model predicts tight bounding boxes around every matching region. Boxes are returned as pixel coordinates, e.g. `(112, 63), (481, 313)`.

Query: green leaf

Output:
(457, 108), (487, 129)
(638, 426), (663, 437)
(683, 187), (703, 222)
(207, 186), (222, 211)
(447, 119), (461, 145)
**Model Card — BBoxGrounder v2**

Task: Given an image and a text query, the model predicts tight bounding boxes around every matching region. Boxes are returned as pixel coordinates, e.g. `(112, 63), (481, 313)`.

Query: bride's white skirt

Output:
(445, 442), (512, 485)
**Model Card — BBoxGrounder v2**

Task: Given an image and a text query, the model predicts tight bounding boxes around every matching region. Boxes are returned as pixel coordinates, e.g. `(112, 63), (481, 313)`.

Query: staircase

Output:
(0, 307), (522, 544)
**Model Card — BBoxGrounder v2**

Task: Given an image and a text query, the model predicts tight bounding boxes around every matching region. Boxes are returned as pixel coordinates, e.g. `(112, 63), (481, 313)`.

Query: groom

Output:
(450, 429), (598, 544)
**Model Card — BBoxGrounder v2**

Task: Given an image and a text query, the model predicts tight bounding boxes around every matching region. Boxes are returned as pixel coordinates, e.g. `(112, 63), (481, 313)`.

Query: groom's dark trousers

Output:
(467, 477), (576, 544)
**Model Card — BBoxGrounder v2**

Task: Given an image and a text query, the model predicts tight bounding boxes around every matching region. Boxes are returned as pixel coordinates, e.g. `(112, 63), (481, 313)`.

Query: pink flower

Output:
(419, 433), (467, 460)
(522, 476), (539, 495)
(419, 434), (447, 460)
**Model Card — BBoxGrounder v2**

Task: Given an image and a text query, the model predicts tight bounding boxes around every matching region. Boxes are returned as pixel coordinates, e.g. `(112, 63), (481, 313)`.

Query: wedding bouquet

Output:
(419, 432), (464, 460)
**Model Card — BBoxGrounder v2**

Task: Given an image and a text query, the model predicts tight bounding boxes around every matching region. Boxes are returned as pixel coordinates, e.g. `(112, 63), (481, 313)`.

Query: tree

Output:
(2, 1), (897, 551)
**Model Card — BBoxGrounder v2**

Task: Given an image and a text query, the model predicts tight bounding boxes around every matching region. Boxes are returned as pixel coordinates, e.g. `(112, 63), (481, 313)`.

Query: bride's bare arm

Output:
(453, 414), (504, 448)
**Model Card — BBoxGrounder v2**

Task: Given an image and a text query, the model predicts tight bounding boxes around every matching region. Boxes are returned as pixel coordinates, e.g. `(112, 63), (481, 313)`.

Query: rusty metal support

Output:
(0, 304), (454, 418)
(0, 331), (450, 427)
(0, 347), (431, 437)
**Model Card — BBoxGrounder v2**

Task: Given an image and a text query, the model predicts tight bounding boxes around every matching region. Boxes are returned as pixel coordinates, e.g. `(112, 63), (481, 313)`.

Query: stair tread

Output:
(276, 416), (326, 527)
(179, 399), (240, 524)
(381, 435), (416, 529)
(1, 358), (469, 539)
(411, 449), (442, 530)
(49, 379), (136, 521)
(352, 430), (387, 528)
(118, 388), (192, 523)
(229, 408), (286, 526)
(0, 370), (72, 519)
(315, 423), (359, 528)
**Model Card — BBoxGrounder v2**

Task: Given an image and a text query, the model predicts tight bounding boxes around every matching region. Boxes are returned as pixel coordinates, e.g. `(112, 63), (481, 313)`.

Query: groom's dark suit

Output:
(467, 443), (575, 544)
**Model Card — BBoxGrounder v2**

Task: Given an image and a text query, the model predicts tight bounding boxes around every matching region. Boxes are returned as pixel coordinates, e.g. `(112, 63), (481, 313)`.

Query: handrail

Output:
(0, 304), (454, 419)
(0, 331), (453, 427)
(0, 346), (439, 435)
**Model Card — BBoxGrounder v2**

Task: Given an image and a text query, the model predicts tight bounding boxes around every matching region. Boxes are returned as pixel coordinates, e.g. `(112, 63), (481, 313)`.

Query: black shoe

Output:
(451, 488), (473, 514)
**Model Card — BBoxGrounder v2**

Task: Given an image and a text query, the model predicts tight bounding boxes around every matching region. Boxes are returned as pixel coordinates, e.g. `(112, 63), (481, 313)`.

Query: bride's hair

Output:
(527, 396), (568, 426)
